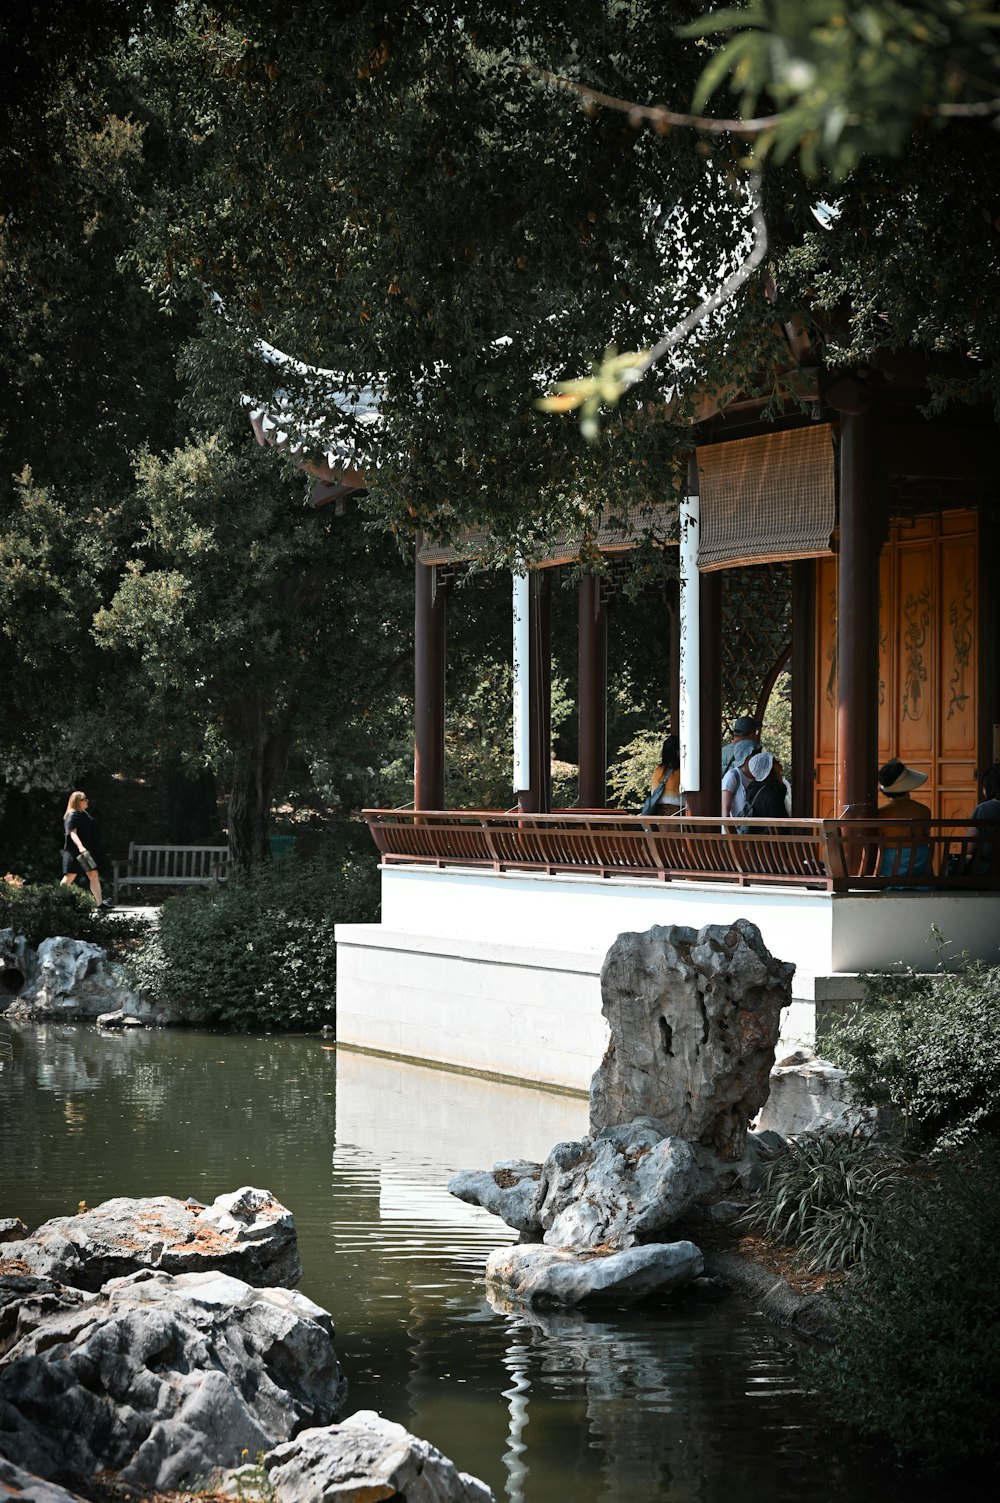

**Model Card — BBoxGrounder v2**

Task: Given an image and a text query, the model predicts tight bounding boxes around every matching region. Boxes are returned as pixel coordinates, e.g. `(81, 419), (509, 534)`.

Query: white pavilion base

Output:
(335, 865), (1000, 1093)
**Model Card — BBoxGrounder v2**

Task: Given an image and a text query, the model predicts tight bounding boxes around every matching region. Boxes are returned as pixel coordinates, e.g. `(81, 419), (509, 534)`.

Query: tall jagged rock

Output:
(590, 920), (793, 1159)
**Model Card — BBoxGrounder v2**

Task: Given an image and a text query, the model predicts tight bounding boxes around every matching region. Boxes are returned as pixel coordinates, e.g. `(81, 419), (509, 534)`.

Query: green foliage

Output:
(684, 0), (1000, 179)
(607, 730), (667, 811)
(125, 846), (379, 1028)
(805, 1140), (1000, 1468)
(0, 878), (146, 958)
(743, 1132), (907, 1272)
(822, 957), (1000, 1149)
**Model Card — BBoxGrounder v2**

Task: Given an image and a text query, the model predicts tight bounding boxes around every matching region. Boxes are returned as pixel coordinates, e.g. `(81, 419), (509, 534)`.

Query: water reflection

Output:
(0, 1024), (950, 1503)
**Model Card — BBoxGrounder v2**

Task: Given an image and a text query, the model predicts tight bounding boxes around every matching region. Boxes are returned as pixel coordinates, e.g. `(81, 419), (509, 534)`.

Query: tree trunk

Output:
(225, 698), (293, 871)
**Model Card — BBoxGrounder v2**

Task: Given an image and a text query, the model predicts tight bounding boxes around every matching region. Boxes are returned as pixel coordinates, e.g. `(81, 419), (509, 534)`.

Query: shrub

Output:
(124, 846), (378, 1029)
(0, 877), (146, 958)
(822, 959), (1000, 1150)
(743, 1133), (907, 1273)
(805, 1139), (1000, 1469)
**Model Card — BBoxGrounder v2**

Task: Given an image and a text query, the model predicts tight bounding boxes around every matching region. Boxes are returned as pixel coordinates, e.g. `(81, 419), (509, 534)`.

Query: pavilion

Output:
(251, 336), (1000, 1092)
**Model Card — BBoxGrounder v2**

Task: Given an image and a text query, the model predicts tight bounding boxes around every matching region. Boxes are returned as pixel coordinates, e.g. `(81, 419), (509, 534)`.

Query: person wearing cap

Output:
(876, 760), (931, 878)
(742, 751), (789, 821)
(721, 715), (761, 778)
(721, 738), (758, 819)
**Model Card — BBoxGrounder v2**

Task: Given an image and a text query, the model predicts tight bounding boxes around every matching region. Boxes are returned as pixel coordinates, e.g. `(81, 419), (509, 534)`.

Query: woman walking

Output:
(60, 791), (104, 906)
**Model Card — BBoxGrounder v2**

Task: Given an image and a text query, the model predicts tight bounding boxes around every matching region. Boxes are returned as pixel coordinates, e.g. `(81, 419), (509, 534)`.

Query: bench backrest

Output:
(127, 844), (230, 879)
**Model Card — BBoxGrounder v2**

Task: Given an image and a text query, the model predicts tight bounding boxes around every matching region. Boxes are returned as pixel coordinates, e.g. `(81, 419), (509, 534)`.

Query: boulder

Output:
(0, 1217), (27, 1243)
(0, 928), (32, 1005)
(4, 935), (143, 1022)
(486, 1240), (704, 1309)
(447, 1159), (543, 1237)
(536, 1124), (704, 1250)
(0, 1458), (90, 1503)
(264, 1412), (493, 1503)
(0, 1267), (346, 1491)
(591, 920), (793, 1158)
(756, 1050), (872, 1136)
(0, 1187), (303, 1292)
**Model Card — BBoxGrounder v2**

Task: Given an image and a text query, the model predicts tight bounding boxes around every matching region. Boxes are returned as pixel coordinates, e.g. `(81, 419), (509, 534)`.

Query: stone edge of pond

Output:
(702, 1248), (835, 1340)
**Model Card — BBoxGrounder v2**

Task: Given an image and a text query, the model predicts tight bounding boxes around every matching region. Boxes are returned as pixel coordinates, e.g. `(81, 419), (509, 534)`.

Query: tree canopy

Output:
(1, 0), (997, 857)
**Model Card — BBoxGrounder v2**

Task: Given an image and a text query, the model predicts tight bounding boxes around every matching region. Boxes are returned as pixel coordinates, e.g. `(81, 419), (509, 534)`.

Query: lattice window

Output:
(720, 563), (792, 723)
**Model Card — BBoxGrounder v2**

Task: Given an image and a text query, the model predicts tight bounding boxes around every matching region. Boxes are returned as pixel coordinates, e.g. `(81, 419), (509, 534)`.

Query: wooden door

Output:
(814, 509), (979, 818)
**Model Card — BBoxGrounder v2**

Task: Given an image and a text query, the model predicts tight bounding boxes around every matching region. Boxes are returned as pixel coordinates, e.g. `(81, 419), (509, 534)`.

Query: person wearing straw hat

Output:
(876, 760), (931, 878)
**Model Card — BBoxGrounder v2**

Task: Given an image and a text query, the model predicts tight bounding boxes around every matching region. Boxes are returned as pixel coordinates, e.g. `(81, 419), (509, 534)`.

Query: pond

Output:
(0, 1021), (942, 1502)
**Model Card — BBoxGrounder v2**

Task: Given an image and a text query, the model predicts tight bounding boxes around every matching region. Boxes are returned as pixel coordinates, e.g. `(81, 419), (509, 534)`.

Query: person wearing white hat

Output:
(876, 759), (931, 878)
(721, 738), (759, 819)
(743, 751), (788, 820)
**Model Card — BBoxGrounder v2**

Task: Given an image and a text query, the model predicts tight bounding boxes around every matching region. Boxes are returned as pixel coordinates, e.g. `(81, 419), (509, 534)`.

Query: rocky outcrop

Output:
(0, 931), (210, 1025)
(0, 1267), (347, 1491)
(0, 935), (143, 1022)
(591, 921), (793, 1158)
(485, 1241), (704, 1309)
(265, 1412), (493, 1503)
(0, 1187), (302, 1292)
(450, 920), (794, 1310)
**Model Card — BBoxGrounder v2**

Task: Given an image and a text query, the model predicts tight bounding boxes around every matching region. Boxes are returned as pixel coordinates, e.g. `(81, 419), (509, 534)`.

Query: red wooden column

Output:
(578, 572), (607, 808)
(836, 411), (881, 817)
(414, 547), (446, 810)
(528, 571), (553, 813)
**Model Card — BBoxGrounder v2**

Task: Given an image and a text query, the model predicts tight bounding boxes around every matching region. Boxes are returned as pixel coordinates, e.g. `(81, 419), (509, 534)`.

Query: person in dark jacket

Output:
(60, 791), (105, 906)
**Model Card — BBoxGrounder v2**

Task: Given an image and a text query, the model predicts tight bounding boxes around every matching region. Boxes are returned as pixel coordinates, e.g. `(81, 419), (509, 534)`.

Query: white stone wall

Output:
(334, 866), (1000, 1091)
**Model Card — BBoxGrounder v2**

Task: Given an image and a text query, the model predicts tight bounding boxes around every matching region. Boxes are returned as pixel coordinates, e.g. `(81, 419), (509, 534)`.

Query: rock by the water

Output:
(591, 920), (793, 1159)
(0, 1218), (26, 1244)
(536, 1124), (703, 1250)
(2, 935), (142, 1021)
(0, 1267), (346, 1491)
(447, 1159), (542, 1237)
(0, 929), (31, 1002)
(1, 931), (211, 1025)
(265, 1412), (493, 1503)
(0, 1187), (302, 1291)
(486, 1240), (703, 1309)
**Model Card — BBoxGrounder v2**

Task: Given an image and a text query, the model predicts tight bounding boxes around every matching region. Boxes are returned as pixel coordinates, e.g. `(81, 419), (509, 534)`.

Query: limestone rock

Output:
(4, 935), (143, 1022)
(591, 920), (793, 1158)
(756, 1051), (871, 1136)
(0, 1217), (27, 1243)
(265, 1412), (493, 1503)
(447, 1159), (542, 1237)
(536, 1124), (704, 1250)
(486, 1240), (703, 1309)
(0, 928), (31, 1005)
(0, 1458), (90, 1503)
(0, 1187), (302, 1292)
(0, 1268), (346, 1491)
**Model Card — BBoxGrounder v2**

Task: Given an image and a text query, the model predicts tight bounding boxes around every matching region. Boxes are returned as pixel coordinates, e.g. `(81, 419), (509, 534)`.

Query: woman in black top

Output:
(61, 790), (104, 905)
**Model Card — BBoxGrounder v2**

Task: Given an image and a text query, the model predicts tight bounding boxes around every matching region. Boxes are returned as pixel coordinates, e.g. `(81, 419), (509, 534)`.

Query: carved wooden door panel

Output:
(813, 509), (979, 818)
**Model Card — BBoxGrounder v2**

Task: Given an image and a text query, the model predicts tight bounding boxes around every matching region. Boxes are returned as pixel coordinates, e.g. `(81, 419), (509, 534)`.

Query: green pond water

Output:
(0, 1021), (947, 1501)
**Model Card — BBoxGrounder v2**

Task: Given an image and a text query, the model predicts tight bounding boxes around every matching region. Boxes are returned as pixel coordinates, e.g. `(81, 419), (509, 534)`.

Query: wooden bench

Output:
(112, 844), (230, 904)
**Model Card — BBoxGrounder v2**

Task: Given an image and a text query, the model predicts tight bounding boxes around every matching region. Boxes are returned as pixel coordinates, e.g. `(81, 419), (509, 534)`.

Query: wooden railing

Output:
(362, 811), (1000, 893)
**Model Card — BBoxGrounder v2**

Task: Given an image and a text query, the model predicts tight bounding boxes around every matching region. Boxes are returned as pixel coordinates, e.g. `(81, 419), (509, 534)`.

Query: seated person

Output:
(740, 751), (788, 825)
(967, 763), (1000, 876)
(721, 738), (759, 820)
(876, 760), (932, 878)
